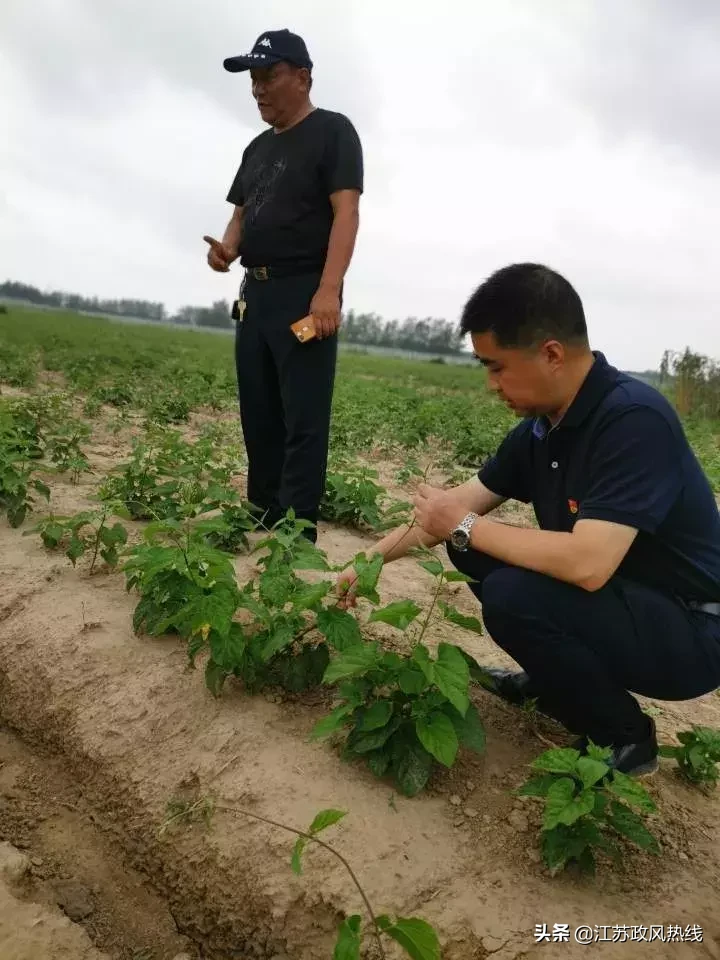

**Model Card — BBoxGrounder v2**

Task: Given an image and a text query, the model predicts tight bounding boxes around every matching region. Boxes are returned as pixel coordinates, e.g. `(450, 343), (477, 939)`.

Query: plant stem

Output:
(89, 513), (104, 574)
(416, 570), (444, 646)
(214, 802), (387, 960)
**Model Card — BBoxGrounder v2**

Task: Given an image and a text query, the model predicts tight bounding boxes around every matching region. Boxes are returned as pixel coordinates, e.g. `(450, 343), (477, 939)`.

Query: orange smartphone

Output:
(290, 315), (317, 343)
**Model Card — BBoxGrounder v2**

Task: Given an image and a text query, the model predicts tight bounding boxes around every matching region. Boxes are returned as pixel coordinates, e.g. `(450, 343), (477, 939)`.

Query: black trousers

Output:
(446, 543), (720, 746)
(235, 271), (337, 540)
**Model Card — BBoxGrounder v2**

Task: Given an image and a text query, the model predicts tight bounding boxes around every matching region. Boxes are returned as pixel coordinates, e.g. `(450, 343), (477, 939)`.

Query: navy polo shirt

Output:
(479, 352), (720, 602)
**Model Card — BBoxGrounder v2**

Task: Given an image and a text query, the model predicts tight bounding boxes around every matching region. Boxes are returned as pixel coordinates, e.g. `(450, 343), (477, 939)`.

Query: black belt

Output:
(244, 264), (323, 281)
(686, 600), (720, 617)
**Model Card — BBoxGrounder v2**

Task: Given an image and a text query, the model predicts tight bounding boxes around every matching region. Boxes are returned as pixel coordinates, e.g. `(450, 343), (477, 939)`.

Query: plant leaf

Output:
(418, 558), (444, 577)
(292, 581), (331, 612)
(317, 607), (363, 651)
(448, 702), (486, 754)
(308, 808), (347, 835)
(323, 643), (382, 683)
(353, 553), (384, 603)
(444, 570), (475, 583)
(360, 700), (394, 731)
(607, 771), (657, 813)
(412, 645), (435, 683)
(606, 801), (659, 853)
(437, 600), (484, 635)
(369, 600), (422, 631)
(516, 774), (556, 798)
(367, 749), (391, 777)
(416, 712), (458, 767)
(311, 703), (354, 740)
(433, 643), (470, 716)
(348, 717), (401, 754)
(585, 741), (613, 763)
(375, 916), (441, 960)
(531, 747), (580, 775)
(205, 658), (228, 697)
(543, 778), (595, 830)
(576, 756), (610, 790)
(333, 915), (362, 960)
(399, 667), (429, 695)
(261, 621), (295, 662)
(393, 739), (434, 797)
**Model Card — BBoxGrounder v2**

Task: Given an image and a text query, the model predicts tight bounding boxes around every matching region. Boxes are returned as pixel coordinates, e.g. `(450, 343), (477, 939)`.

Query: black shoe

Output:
(474, 666), (576, 730)
(571, 718), (659, 777)
(476, 667), (536, 706)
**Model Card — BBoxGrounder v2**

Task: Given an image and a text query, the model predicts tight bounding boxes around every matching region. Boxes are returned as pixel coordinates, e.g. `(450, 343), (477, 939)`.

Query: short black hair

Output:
(459, 263), (588, 349)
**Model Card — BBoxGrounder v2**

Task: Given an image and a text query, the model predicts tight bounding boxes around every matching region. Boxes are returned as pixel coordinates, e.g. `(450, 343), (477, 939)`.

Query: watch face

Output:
(451, 528), (469, 549)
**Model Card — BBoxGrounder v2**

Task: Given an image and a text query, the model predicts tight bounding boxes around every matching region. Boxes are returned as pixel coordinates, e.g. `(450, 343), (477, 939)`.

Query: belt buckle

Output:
(252, 266), (269, 281)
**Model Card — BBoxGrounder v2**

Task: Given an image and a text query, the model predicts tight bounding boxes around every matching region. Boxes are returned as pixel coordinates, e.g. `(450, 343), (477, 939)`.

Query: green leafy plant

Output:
(45, 420), (92, 482)
(27, 506), (128, 572)
(145, 391), (191, 425)
(320, 462), (411, 531)
(160, 797), (440, 960)
(99, 429), (242, 520)
(123, 513), (241, 654)
(203, 496), (258, 553)
(0, 405), (50, 526)
(199, 513), (336, 697)
(312, 552), (486, 796)
(659, 726), (720, 788)
(517, 744), (660, 875)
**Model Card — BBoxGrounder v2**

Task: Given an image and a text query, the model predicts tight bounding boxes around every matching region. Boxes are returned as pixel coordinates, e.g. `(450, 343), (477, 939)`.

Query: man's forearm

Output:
(372, 522), (441, 563)
(468, 519), (591, 589)
(222, 209), (243, 257)
(319, 207), (359, 291)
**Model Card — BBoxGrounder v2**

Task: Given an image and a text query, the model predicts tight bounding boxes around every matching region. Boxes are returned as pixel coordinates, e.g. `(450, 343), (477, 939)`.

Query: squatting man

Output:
(339, 263), (720, 777)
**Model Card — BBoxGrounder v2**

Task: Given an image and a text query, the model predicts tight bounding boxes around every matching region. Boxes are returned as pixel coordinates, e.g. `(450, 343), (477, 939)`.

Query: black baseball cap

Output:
(223, 29), (313, 73)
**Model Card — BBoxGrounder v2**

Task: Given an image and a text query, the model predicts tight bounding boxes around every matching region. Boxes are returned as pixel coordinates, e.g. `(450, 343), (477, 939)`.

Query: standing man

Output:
(339, 264), (720, 775)
(205, 29), (363, 542)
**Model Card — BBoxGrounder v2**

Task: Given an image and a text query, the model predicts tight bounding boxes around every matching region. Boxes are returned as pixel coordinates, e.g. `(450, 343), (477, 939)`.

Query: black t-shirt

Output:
(479, 352), (720, 602)
(226, 108), (363, 269)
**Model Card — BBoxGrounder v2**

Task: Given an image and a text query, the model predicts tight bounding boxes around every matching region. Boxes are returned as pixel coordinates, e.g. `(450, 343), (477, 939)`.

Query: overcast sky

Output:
(2, 0), (719, 369)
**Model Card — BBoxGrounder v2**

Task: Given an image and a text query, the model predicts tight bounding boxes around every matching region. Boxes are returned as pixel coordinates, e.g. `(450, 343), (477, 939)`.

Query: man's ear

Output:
(542, 339), (566, 371)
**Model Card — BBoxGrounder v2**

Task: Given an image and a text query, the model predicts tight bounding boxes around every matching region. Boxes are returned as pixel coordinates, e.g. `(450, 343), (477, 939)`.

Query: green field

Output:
(1, 306), (717, 488)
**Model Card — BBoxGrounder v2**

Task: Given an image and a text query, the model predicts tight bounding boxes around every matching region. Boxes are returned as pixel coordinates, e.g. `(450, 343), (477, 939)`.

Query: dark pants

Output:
(235, 271), (337, 541)
(446, 543), (720, 746)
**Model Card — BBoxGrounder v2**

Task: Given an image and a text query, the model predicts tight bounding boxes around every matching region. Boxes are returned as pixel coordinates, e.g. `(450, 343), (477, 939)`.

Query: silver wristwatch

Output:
(450, 512), (479, 552)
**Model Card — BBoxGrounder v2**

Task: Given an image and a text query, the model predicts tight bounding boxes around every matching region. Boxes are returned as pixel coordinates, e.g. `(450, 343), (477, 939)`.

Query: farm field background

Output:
(1, 305), (719, 960)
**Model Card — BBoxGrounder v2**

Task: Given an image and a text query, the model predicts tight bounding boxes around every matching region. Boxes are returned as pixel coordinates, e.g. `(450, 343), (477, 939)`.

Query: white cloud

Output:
(2, 0), (719, 369)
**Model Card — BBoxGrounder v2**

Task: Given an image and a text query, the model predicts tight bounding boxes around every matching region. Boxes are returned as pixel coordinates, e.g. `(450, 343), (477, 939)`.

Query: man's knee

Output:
(480, 567), (563, 625)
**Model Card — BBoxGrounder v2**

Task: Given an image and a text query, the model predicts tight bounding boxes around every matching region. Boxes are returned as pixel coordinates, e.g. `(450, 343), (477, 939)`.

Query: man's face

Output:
(250, 62), (306, 125)
(471, 331), (566, 418)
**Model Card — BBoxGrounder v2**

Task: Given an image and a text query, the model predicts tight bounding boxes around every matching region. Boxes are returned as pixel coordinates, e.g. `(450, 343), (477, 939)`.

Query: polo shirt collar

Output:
(532, 351), (619, 439)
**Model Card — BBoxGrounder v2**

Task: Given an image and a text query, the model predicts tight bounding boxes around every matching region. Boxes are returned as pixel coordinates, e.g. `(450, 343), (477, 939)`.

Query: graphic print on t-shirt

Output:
(244, 157), (287, 227)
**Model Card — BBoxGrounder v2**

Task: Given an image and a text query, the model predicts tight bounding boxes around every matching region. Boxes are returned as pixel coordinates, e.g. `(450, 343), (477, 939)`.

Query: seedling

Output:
(312, 551), (486, 796)
(321, 462), (411, 531)
(200, 513), (335, 697)
(123, 514), (241, 652)
(0, 403), (51, 526)
(517, 744), (660, 875)
(160, 797), (441, 960)
(28, 506), (129, 572)
(659, 726), (720, 788)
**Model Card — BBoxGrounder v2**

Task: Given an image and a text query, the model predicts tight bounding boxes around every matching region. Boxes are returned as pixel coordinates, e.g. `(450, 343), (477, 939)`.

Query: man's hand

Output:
(413, 483), (467, 541)
(336, 566), (359, 609)
(309, 283), (341, 339)
(204, 235), (237, 273)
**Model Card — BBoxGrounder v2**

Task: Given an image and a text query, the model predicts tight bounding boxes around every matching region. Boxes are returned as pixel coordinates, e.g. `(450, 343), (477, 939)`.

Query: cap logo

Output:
(258, 37), (272, 48)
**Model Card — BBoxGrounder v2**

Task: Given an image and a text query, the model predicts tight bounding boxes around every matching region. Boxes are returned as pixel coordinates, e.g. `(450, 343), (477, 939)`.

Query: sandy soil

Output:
(0, 402), (719, 959)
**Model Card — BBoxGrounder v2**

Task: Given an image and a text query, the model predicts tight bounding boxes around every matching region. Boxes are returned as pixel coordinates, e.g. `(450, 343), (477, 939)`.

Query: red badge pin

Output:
(568, 499), (578, 514)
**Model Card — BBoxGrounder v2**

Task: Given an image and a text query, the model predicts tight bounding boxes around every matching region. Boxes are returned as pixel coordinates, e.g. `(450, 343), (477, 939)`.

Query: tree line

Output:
(0, 280), (464, 354)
